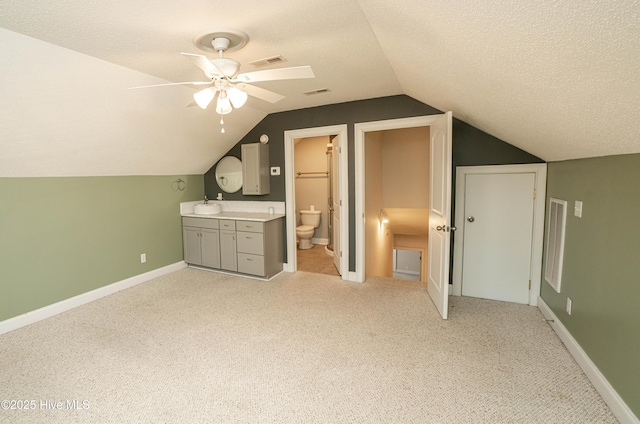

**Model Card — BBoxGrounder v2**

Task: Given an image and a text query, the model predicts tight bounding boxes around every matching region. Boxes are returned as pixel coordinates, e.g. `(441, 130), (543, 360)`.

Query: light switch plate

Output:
(270, 167), (280, 176)
(574, 200), (583, 218)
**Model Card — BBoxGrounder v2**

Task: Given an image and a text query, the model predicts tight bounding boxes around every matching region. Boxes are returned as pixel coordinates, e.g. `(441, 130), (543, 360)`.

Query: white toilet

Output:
(297, 209), (321, 249)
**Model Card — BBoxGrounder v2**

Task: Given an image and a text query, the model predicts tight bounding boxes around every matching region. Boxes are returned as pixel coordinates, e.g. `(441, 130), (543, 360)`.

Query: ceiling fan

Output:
(129, 29), (315, 122)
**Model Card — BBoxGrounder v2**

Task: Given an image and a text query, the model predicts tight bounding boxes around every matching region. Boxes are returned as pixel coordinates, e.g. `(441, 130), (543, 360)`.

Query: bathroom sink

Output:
(193, 203), (221, 215)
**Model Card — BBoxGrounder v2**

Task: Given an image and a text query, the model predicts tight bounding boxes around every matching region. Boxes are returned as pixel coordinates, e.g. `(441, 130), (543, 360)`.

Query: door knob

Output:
(436, 225), (444, 231)
(467, 216), (475, 223)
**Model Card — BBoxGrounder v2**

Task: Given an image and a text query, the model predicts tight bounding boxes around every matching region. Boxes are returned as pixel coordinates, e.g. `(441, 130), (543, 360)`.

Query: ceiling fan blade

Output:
(181, 52), (219, 78)
(128, 81), (212, 89)
(234, 66), (315, 83)
(235, 83), (285, 103)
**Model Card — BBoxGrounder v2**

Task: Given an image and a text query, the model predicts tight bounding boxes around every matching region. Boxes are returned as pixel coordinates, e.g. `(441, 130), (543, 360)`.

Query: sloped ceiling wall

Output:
(359, 0), (640, 161)
(0, 29), (264, 177)
(1, 1), (639, 177)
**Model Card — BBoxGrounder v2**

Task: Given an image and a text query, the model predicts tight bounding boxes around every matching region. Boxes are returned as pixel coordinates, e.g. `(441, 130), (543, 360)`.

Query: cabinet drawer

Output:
(183, 217), (219, 229)
(237, 253), (265, 276)
(236, 231), (264, 255)
(219, 220), (236, 230)
(236, 221), (263, 233)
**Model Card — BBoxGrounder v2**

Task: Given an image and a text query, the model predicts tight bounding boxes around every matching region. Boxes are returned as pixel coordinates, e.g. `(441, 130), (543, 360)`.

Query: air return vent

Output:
(303, 88), (330, 96)
(248, 55), (286, 67)
(544, 198), (567, 293)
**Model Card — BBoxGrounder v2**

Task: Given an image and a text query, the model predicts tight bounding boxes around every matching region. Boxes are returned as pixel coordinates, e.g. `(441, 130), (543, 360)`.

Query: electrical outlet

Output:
(566, 297), (572, 315)
(270, 167), (280, 176)
(140, 253), (146, 263)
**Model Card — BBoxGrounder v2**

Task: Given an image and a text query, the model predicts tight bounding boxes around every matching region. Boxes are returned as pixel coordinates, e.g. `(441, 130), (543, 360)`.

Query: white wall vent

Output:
(248, 55), (286, 67)
(544, 198), (567, 293)
(303, 88), (330, 96)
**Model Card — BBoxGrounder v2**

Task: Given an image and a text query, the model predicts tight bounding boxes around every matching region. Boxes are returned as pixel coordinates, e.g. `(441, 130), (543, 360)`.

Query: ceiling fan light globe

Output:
(228, 87), (248, 108)
(216, 96), (232, 114)
(193, 88), (215, 109)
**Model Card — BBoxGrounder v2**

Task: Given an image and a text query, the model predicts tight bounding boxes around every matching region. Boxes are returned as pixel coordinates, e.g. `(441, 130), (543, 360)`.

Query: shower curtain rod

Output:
(296, 171), (329, 176)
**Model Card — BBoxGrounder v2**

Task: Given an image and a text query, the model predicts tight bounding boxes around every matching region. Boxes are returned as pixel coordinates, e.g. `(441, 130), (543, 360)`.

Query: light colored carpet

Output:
(0, 268), (618, 423)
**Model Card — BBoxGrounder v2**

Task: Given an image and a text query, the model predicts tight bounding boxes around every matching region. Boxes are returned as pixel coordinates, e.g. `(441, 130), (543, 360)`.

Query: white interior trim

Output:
(284, 125), (349, 278)
(452, 163), (547, 306)
(354, 115), (445, 283)
(0, 262), (187, 336)
(538, 297), (639, 424)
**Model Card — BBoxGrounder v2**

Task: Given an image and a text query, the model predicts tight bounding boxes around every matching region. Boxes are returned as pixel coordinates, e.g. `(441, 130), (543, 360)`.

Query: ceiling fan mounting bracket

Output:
(193, 28), (249, 53)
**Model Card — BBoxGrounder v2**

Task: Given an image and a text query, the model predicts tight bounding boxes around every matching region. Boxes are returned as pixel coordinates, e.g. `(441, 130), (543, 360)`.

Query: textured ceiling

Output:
(1, 0), (639, 167)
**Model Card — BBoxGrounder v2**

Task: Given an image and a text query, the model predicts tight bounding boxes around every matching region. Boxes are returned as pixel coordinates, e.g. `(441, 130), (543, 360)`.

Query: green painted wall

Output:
(542, 154), (640, 416)
(0, 175), (204, 322)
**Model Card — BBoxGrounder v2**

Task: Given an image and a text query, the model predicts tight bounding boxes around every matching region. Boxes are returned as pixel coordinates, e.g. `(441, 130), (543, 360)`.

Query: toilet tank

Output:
(300, 210), (321, 227)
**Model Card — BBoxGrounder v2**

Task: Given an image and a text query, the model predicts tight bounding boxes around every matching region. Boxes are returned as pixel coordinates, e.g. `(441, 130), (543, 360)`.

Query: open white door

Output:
(332, 136), (341, 274)
(427, 111), (453, 319)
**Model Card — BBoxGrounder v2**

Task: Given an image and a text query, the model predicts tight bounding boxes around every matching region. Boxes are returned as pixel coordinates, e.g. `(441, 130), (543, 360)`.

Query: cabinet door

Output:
(242, 143), (270, 195)
(183, 226), (202, 265)
(201, 228), (221, 269)
(220, 230), (237, 272)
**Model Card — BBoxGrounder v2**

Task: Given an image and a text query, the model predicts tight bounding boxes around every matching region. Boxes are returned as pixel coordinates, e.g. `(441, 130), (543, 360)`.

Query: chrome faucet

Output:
(204, 195), (208, 205)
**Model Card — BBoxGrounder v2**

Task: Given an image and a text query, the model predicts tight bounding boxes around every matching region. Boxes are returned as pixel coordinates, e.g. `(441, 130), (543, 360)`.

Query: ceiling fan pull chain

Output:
(220, 114), (225, 133)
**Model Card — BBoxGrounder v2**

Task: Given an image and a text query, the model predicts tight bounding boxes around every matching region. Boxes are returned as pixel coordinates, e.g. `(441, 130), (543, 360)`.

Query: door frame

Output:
(284, 125), (349, 278)
(354, 115), (444, 283)
(452, 164), (547, 306)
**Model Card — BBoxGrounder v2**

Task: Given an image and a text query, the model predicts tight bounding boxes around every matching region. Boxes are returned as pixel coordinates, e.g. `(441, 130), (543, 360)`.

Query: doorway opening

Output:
(292, 135), (339, 277)
(355, 113), (453, 319)
(360, 125), (431, 283)
(284, 125), (348, 278)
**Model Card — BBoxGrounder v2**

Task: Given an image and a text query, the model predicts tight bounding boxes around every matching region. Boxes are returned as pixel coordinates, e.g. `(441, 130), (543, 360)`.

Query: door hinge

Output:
(533, 189), (537, 199)
(528, 280), (531, 290)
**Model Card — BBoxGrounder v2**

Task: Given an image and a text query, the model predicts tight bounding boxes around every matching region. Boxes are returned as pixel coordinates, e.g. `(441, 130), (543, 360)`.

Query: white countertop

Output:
(182, 212), (285, 222)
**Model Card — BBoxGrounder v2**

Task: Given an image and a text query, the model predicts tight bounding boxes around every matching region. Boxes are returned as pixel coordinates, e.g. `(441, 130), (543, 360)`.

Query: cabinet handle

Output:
(247, 258), (253, 262)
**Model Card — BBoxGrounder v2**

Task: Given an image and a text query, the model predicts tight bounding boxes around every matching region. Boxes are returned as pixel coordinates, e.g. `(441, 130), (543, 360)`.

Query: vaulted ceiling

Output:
(1, 0), (639, 177)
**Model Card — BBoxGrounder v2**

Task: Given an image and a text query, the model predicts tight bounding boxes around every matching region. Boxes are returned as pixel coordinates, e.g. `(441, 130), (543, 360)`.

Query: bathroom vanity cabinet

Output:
(241, 143), (270, 195)
(182, 215), (284, 279)
(182, 217), (221, 269)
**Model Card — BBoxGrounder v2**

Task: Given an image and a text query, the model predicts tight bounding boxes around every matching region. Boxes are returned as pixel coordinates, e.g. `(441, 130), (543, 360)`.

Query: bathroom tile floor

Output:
(296, 244), (340, 277)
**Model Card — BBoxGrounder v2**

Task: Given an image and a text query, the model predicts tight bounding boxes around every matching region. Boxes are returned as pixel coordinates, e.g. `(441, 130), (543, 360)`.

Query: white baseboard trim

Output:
(538, 297), (639, 424)
(394, 270), (420, 276)
(0, 262), (187, 336)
